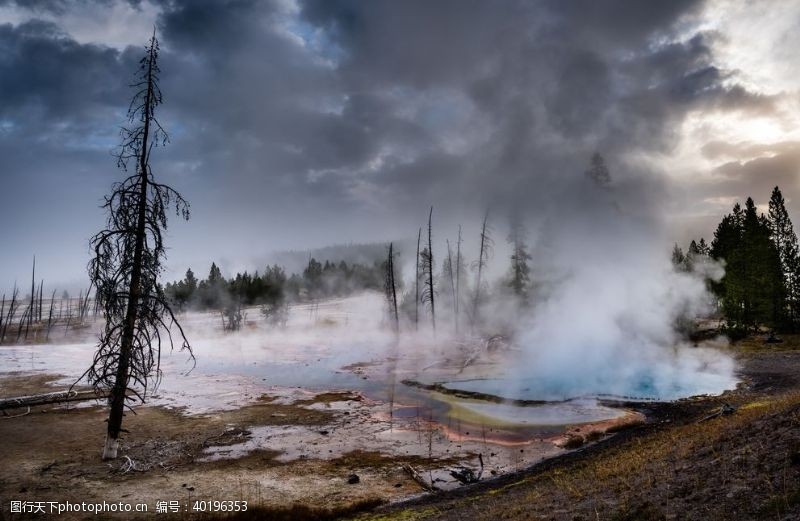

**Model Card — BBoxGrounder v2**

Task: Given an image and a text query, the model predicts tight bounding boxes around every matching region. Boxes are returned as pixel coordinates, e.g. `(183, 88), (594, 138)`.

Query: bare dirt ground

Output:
(0, 379), (429, 519)
(355, 336), (800, 521)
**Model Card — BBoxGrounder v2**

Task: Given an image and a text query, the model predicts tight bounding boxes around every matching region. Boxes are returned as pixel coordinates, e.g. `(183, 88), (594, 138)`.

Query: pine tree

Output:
(507, 216), (531, 300)
(711, 198), (785, 332)
(743, 198), (785, 329)
(671, 244), (686, 271)
(184, 268), (197, 295)
(768, 186), (800, 327)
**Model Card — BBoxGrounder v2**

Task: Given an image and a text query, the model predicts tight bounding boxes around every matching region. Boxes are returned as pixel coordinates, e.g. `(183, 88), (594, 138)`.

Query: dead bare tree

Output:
(78, 286), (92, 324)
(221, 300), (244, 331)
(1, 285), (18, 344)
(471, 211), (493, 334)
(444, 239), (456, 333)
(455, 225), (463, 335)
(28, 256), (35, 332)
(384, 242), (399, 332)
(420, 207), (436, 333)
(80, 32), (192, 459)
(17, 305), (30, 342)
(415, 227), (421, 331)
(45, 290), (56, 341)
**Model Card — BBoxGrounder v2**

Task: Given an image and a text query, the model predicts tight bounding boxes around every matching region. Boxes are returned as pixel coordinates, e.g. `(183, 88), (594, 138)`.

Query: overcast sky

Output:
(1, 0), (799, 292)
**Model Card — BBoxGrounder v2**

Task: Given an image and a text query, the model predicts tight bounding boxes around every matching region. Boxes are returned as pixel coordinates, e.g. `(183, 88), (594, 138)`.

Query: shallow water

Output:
(440, 366), (739, 403)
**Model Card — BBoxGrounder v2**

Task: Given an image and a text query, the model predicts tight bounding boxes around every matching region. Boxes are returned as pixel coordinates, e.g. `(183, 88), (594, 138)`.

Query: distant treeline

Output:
(674, 186), (800, 335)
(164, 258), (385, 312)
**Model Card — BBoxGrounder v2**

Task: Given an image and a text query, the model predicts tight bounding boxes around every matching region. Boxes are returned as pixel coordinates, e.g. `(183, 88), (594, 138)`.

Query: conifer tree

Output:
(711, 198), (785, 332)
(768, 186), (800, 327)
(671, 244), (686, 271)
(507, 216), (531, 301)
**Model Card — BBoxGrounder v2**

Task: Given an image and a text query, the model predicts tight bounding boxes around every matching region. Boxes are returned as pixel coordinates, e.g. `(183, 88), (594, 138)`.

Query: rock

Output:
(557, 435), (585, 449)
(347, 474), (360, 484)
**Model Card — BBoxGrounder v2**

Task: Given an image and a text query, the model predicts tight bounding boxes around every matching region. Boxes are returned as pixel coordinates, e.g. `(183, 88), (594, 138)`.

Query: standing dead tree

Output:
(415, 228), (421, 331)
(80, 32), (192, 460)
(28, 256), (35, 333)
(45, 290), (56, 341)
(471, 211), (493, 334)
(37, 280), (43, 323)
(455, 225), (463, 335)
(444, 239), (456, 333)
(1, 285), (18, 344)
(420, 207), (436, 333)
(221, 301), (244, 331)
(384, 242), (399, 332)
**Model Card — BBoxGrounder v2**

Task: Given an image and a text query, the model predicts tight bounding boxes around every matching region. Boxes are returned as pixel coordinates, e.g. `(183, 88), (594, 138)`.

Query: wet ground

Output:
(0, 294), (739, 518)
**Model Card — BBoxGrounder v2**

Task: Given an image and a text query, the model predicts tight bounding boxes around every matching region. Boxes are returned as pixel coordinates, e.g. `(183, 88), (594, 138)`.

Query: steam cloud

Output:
(500, 172), (737, 400)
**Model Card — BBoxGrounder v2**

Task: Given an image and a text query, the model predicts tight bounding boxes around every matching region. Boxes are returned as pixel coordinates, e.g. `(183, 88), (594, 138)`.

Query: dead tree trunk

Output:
(426, 207), (435, 333)
(446, 239), (456, 333)
(37, 280), (43, 323)
(419, 206), (436, 335)
(28, 256), (35, 331)
(1, 285), (18, 343)
(0, 389), (107, 411)
(385, 242), (399, 332)
(100, 35), (165, 459)
(472, 211), (491, 334)
(455, 225), (463, 335)
(18, 306), (30, 341)
(415, 227), (421, 331)
(45, 290), (56, 341)
(83, 32), (192, 460)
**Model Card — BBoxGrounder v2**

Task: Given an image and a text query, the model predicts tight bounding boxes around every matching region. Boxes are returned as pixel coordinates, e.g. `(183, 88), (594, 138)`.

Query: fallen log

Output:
(0, 389), (106, 411)
(697, 402), (736, 423)
(402, 463), (439, 492)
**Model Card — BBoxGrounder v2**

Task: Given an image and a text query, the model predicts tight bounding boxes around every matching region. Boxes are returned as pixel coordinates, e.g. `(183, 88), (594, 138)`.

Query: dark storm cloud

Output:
(296, 0), (767, 215)
(0, 0), (788, 288)
(0, 19), (131, 124)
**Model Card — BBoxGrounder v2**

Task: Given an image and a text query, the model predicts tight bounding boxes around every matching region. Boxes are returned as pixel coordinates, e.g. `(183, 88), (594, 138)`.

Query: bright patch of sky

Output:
(0, 0), (159, 49)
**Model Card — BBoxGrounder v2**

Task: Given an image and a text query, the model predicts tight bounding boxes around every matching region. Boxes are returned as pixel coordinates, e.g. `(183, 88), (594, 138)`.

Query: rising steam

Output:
(499, 169), (737, 400)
